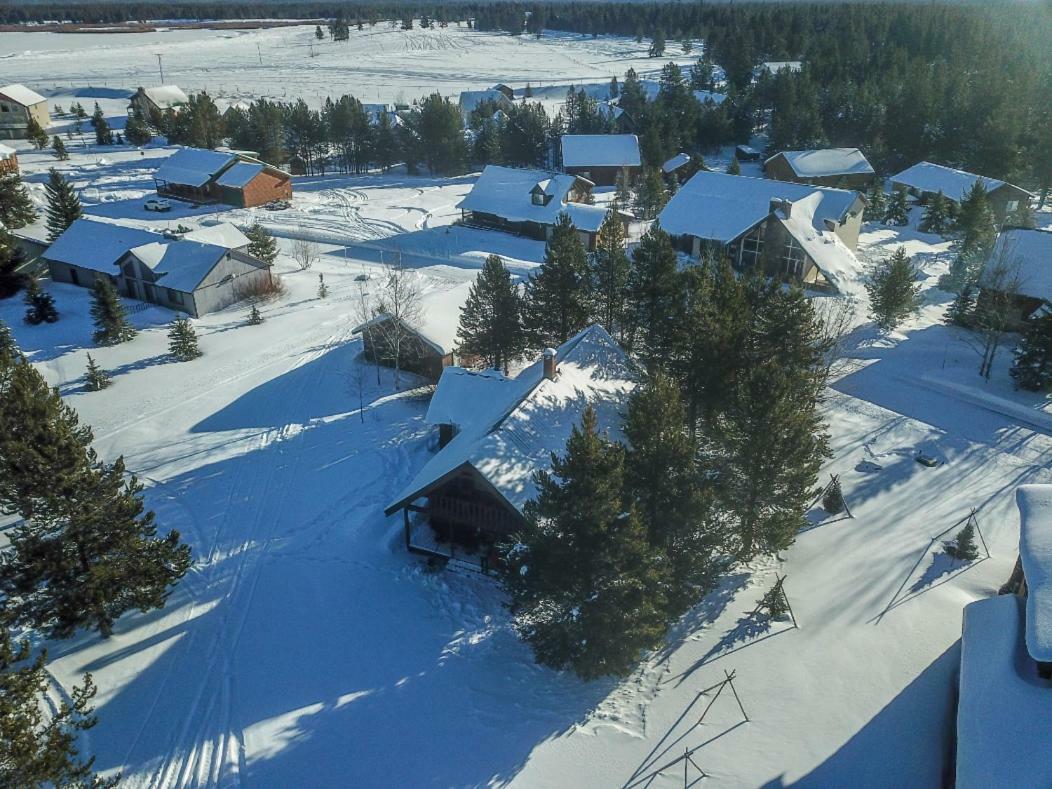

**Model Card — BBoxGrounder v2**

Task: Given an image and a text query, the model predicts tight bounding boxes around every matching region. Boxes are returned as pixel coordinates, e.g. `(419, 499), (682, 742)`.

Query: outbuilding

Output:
(0, 142), (18, 174)
(0, 84), (49, 140)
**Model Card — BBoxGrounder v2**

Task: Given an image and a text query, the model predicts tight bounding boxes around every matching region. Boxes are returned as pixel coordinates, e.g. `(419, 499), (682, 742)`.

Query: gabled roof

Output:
(128, 240), (230, 292)
(181, 222), (249, 249)
(775, 192), (864, 293)
(890, 161), (1032, 203)
(768, 148), (874, 178)
(154, 147), (237, 188)
(215, 161), (265, 188)
(138, 85), (189, 109)
(386, 324), (636, 516)
(458, 165), (609, 232)
(633, 81), (727, 106)
(45, 218), (163, 273)
(0, 143), (15, 158)
(984, 229), (1052, 304)
(561, 134), (641, 168)
(0, 84), (47, 107)
(458, 89), (513, 115)
(658, 170), (860, 244)
(1016, 484), (1052, 663)
(426, 367), (514, 430)
(662, 152), (692, 174)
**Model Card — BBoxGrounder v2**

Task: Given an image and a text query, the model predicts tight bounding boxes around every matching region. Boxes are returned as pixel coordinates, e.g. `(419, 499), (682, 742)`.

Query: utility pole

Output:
(257, 43), (263, 65)
(155, 53), (165, 85)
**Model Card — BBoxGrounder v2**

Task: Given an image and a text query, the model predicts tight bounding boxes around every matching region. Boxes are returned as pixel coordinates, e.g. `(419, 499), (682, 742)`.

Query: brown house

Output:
(561, 133), (641, 186)
(128, 86), (189, 118)
(890, 161), (1033, 222)
(764, 148), (875, 190)
(154, 147), (292, 208)
(0, 143), (17, 174)
(351, 313), (456, 383)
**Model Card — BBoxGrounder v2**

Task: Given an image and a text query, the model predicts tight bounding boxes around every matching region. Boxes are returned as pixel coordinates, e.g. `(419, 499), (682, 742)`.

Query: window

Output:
(123, 262), (137, 279)
(782, 236), (806, 278)
(737, 226), (765, 270)
(1006, 200), (1019, 213)
(531, 192), (545, 206)
(0, 104), (9, 113)
(166, 289), (183, 304)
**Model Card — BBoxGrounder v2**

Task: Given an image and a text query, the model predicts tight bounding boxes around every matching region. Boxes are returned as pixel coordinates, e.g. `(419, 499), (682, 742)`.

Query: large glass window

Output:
(737, 226), (764, 269)
(782, 236), (806, 278)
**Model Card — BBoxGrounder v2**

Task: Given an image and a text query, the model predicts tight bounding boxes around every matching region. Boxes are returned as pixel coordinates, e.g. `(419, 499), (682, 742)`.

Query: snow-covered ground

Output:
(3, 25), (1052, 787)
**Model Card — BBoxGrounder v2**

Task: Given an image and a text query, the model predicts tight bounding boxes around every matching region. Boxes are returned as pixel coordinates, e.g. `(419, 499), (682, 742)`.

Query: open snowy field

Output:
(0, 24), (700, 109)
(5, 115), (1052, 785)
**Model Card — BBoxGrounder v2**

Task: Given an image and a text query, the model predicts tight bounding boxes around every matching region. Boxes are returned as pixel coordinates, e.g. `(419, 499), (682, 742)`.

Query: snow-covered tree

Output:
(44, 168), (82, 241)
(523, 214), (592, 347)
(167, 316), (202, 361)
(866, 247), (921, 331)
(84, 353), (111, 391)
(22, 276), (58, 325)
(90, 277), (134, 345)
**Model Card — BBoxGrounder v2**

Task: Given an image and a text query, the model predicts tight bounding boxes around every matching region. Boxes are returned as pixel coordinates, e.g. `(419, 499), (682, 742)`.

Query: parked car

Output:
(145, 197), (171, 212)
(264, 199), (291, 211)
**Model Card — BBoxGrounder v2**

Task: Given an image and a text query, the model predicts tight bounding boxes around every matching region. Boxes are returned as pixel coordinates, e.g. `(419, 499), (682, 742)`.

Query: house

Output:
(0, 142), (17, 174)
(0, 84), (49, 140)
(351, 313), (456, 383)
(491, 84), (515, 100)
(956, 485), (1052, 788)
(44, 218), (270, 317)
(457, 165), (621, 250)
(735, 145), (762, 162)
(755, 61), (802, 79)
(662, 152), (699, 185)
(978, 228), (1052, 326)
(128, 85), (189, 117)
(384, 324), (635, 562)
(889, 161), (1033, 222)
(764, 148), (875, 190)
(458, 89), (513, 122)
(153, 147), (293, 208)
(658, 170), (866, 292)
(561, 133), (641, 186)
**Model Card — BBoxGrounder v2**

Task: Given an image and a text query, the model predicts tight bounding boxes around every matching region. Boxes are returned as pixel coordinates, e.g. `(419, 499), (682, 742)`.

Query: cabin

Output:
(956, 485), (1052, 788)
(44, 218), (269, 317)
(754, 61), (802, 80)
(735, 145), (762, 162)
(561, 133), (641, 186)
(384, 325), (635, 566)
(764, 148), (875, 190)
(128, 86), (189, 117)
(458, 89), (513, 122)
(351, 313), (456, 383)
(658, 170), (866, 292)
(0, 84), (49, 140)
(662, 152), (699, 186)
(890, 162), (1033, 223)
(0, 142), (17, 174)
(153, 147), (292, 208)
(977, 228), (1052, 327)
(457, 165), (623, 250)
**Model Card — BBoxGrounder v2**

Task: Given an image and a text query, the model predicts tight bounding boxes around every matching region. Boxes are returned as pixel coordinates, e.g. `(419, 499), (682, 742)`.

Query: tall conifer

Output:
(455, 254), (525, 372)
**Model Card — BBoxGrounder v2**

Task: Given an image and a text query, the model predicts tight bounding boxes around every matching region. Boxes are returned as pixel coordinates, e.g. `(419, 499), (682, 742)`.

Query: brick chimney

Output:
(542, 348), (557, 380)
(769, 198), (793, 219)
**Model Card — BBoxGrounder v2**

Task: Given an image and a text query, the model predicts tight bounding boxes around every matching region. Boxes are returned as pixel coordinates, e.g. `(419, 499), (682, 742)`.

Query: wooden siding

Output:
(764, 155), (874, 190)
(565, 164), (639, 187)
(223, 167), (293, 208)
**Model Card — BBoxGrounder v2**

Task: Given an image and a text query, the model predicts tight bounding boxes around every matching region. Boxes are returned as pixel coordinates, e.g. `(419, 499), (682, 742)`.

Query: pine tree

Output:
(822, 476), (844, 514)
(0, 172), (37, 229)
(0, 228), (26, 299)
(0, 319), (17, 363)
(22, 276), (58, 325)
(455, 254), (525, 372)
(499, 407), (668, 679)
(247, 304), (264, 325)
(727, 156), (741, 175)
(1005, 201), (1036, 230)
(315, 24), (324, 39)
(589, 213), (630, 340)
(866, 246), (921, 331)
(124, 108), (152, 146)
(523, 214), (592, 347)
(634, 167), (669, 220)
(918, 191), (950, 234)
(649, 30), (666, 58)
(244, 223), (278, 265)
(864, 178), (887, 221)
(624, 373), (723, 617)
(956, 181), (997, 255)
(0, 358), (192, 637)
(51, 135), (69, 160)
(90, 276), (135, 345)
(84, 353), (111, 391)
(947, 522), (979, 561)
(612, 168), (633, 213)
(0, 628), (115, 787)
(943, 285), (976, 327)
(883, 188), (909, 226)
(94, 115), (112, 146)
(167, 316), (202, 361)
(1010, 311), (1052, 391)
(44, 168), (82, 241)
(626, 222), (681, 367)
(757, 582), (789, 619)
(25, 116), (48, 149)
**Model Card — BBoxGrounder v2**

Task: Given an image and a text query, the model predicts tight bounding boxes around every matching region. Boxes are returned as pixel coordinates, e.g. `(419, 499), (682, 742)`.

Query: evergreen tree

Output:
(51, 135), (69, 160)
(167, 316), (202, 361)
(1005, 201), (1036, 230)
(0, 172), (37, 229)
(410, 94), (467, 175)
(317, 272), (328, 298)
(956, 181), (998, 255)
(943, 285), (976, 327)
(84, 353), (111, 391)
(864, 178), (887, 221)
(0, 228), (26, 299)
(822, 476), (844, 514)
(0, 319), (17, 363)
(626, 222), (681, 366)
(247, 304), (264, 325)
(94, 115), (112, 146)
(500, 407), (668, 679)
(649, 30), (666, 58)
(374, 110), (400, 172)
(918, 191), (950, 234)
(624, 373), (723, 617)
(25, 116), (48, 150)
(315, 24), (324, 39)
(44, 168), (82, 241)
(522, 214), (592, 347)
(90, 102), (103, 129)
(866, 246), (921, 331)
(947, 522), (979, 561)
(634, 167), (669, 220)
(455, 254), (525, 372)
(0, 358), (192, 637)
(883, 188), (909, 226)
(90, 277), (135, 346)
(245, 223), (278, 265)
(612, 169), (633, 213)
(0, 628), (115, 787)
(22, 276), (58, 325)
(124, 108), (152, 146)
(1010, 312), (1052, 391)
(757, 582), (789, 619)
(727, 157), (741, 175)
(589, 213), (631, 341)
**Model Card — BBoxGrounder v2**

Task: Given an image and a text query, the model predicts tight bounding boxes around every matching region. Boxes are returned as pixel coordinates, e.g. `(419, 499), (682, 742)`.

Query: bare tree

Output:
(958, 240), (1023, 380)
(813, 295), (858, 383)
(371, 255), (424, 391)
(352, 278), (382, 386)
(291, 238), (320, 270)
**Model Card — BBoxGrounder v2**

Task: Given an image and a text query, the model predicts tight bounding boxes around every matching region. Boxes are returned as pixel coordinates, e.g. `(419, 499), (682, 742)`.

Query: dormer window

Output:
(532, 192), (546, 206)
(530, 182), (552, 206)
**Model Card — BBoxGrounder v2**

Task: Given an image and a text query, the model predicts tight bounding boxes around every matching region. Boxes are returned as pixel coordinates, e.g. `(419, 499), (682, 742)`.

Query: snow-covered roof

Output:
(768, 148), (874, 178)
(138, 85), (189, 109)
(386, 324), (636, 515)
(154, 147), (237, 188)
(0, 143), (15, 158)
(890, 161), (1031, 203)
(128, 240), (229, 292)
(181, 223), (250, 250)
(776, 192), (864, 293)
(956, 595), (1052, 789)
(1017, 484), (1052, 663)
(458, 165), (609, 233)
(458, 89), (512, 115)
(561, 134), (641, 168)
(658, 170), (860, 244)
(986, 229), (1052, 304)
(45, 218), (163, 273)
(0, 83), (47, 107)
(633, 81), (727, 106)
(758, 61), (802, 74)
(426, 367), (514, 430)
(662, 152), (691, 174)
(215, 161), (265, 189)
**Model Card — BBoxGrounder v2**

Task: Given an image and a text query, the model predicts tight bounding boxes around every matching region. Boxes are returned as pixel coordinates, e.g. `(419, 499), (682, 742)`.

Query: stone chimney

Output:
(542, 348), (557, 380)
(769, 198), (792, 219)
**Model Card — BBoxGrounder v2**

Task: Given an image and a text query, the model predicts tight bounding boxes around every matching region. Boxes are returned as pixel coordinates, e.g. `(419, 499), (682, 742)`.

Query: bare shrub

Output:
(291, 238), (320, 270)
(236, 271), (288, 302)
